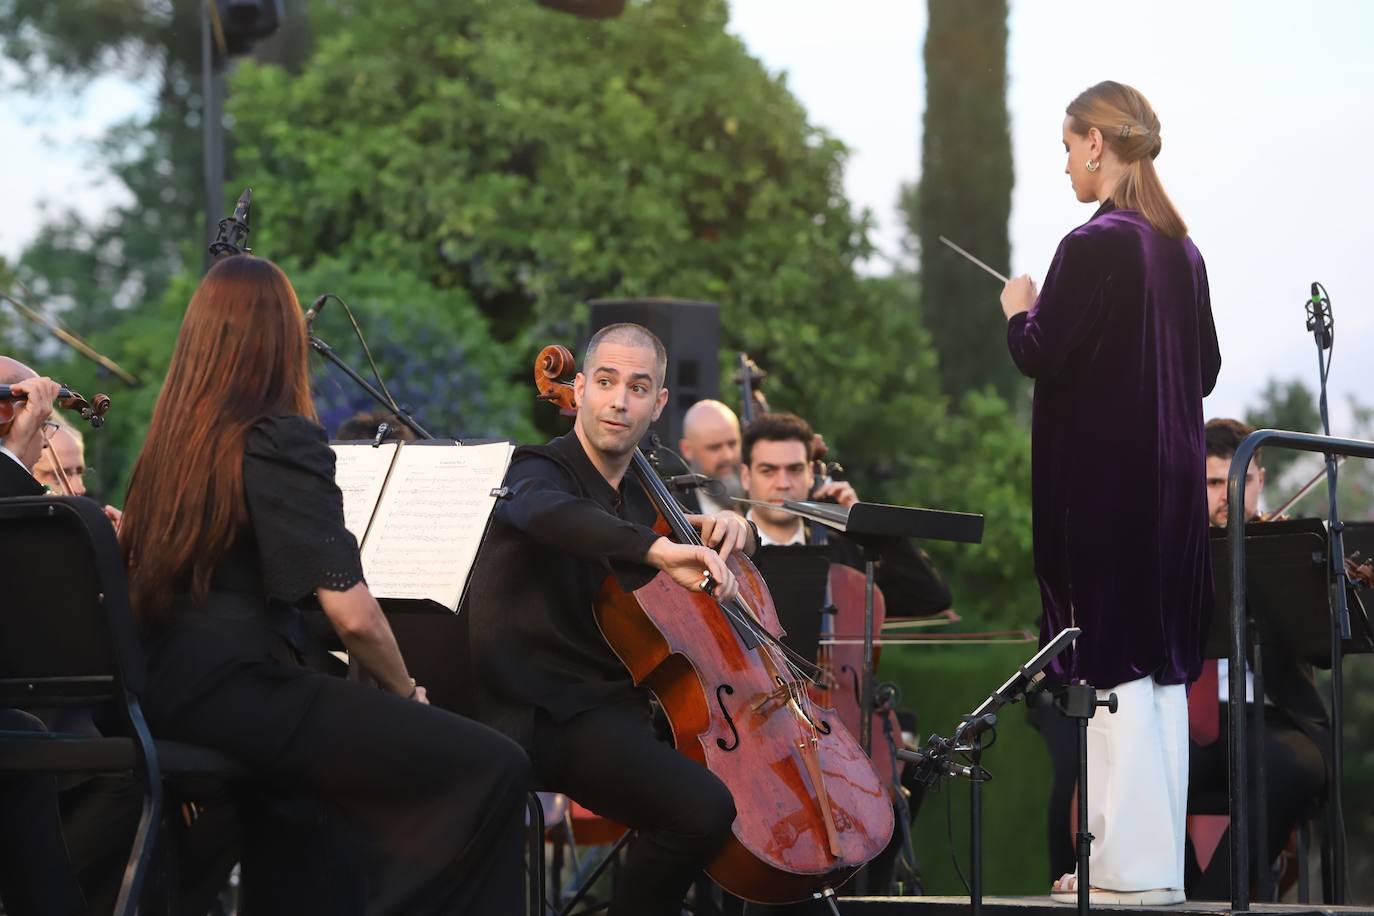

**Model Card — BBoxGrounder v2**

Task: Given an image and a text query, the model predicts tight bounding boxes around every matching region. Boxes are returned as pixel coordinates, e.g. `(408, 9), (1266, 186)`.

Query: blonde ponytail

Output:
(1067, 81), (1187, 240)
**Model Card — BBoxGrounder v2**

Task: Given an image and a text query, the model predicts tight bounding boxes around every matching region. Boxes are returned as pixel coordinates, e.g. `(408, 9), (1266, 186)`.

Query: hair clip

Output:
(1120, 124), (1133, 138)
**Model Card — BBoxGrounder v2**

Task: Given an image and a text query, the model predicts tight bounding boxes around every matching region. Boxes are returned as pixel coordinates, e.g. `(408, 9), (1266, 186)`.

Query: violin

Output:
(535, 345), (892, 903)
(0, 384), (112, 436)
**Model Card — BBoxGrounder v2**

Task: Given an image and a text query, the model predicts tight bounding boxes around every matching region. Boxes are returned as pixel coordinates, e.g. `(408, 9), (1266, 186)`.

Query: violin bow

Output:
(38, 424), (75, 497)
(1262, 454), (1348, 521)
(0, 282), (141, 386)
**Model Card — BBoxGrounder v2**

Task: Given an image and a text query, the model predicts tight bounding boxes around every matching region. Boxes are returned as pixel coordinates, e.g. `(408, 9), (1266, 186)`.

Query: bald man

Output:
(678, 399), (744, 514)
(0, 355), (86, 915)
(0, 355), (63, 497)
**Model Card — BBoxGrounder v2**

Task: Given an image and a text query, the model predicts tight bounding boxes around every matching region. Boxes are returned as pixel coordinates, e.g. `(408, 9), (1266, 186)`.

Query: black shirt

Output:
(141, 415), (364, 754)
(0, 451), (43, 498)
(465, 431), (663, 748)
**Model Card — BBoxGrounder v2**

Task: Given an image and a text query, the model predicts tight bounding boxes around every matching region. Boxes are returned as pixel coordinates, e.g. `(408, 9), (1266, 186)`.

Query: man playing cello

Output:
(465, 323), (756, 916)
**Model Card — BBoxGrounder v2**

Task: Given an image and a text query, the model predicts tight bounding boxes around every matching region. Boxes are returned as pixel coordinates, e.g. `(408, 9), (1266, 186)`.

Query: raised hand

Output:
(687, 510), (756, 559)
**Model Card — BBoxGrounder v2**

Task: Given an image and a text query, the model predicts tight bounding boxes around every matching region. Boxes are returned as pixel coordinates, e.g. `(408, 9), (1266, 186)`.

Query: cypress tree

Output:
(913, 0), (1017, 399)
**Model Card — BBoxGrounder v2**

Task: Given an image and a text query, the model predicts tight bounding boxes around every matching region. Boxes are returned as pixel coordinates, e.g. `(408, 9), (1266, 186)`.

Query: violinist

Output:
(0, 357), (86, 916)
(0, 356), (63, 496)
(1186, 418), (1327, 899)
(1001, 81), (1220, 904)
(677, 398), (744, 514)
(118, 255), (529, 914)
(465, 322), (755, 916)
(740, 412), (953, 617)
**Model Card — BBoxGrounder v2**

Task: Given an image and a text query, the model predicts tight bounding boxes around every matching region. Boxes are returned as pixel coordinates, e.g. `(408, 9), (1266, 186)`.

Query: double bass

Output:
(535, 345), (892, 903)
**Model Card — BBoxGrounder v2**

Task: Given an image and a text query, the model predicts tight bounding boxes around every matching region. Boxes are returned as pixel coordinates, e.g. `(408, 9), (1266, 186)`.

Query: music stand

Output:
(735, 498), (983, 754)
(751, 546), (831, 664)
(1206, 521), (1374, 901)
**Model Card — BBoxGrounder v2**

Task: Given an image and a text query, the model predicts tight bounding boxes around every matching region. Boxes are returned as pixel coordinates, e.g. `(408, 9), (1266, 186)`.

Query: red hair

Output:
(120, 256), (316, 620)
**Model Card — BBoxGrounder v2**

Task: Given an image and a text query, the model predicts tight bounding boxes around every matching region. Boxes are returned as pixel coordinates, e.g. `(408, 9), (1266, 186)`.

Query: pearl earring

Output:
(1085, 159), (1099, 173)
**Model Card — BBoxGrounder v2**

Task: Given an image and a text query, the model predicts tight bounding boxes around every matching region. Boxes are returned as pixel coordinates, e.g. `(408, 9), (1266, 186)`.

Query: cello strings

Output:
(720, 596), (824, 681)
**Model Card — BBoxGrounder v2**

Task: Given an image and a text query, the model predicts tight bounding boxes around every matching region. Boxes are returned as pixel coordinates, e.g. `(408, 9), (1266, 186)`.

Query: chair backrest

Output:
(0, 496), (147, 710)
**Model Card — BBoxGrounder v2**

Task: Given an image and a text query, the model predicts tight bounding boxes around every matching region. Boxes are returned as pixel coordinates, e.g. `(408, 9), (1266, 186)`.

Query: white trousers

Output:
(1084, 675), (1188, 891)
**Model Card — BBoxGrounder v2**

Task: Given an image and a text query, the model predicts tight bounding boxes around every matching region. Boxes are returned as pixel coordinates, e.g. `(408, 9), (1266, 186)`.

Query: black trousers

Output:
(0, 709), (85, 916)
(155, 669), (531, 915)
(1185, 704), (1326, 900)
(531, 700), (737, 916)
(58, 771), (239, 916)
(1026, 698), (1079, 882)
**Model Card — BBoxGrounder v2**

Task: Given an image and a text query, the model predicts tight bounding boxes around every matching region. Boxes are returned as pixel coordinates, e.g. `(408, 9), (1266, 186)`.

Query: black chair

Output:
(0, 496), (245, 916)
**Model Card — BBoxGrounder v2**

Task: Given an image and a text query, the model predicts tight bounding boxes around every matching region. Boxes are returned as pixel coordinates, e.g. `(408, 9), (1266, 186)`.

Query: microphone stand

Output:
(894, 629), (1080, 916)
(307, 326), (434, 440)
(202, 189), (435, 442)
(1306, 282), (1349, 901)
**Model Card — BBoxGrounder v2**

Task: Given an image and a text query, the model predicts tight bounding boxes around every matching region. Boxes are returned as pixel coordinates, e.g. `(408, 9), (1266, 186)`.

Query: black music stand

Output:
(752, 546), (831, 664)
(734, 498), (984, 755)
(1206, 520), (1374, 901)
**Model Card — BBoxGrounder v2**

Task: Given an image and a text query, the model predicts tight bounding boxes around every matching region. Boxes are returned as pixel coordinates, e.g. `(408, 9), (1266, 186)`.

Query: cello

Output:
(732, 354), (903, 790)
(535, 345), (892, 903)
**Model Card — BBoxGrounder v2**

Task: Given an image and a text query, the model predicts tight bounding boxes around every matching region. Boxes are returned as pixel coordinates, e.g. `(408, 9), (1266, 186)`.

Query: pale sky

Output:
(728, 0), (1374, 431)
(5, 2), (1374, 432)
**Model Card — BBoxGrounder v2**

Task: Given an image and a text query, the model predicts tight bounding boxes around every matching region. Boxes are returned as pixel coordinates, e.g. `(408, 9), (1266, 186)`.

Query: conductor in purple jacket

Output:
(1000, 81), (1222, 905)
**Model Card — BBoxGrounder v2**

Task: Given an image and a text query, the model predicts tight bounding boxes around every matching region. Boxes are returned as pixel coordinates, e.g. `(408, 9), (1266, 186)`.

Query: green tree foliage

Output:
(908, 0), (1017, 401)
(0, 0), (314, 338)
(225, 0), (941, 492)
(1243, 376), (1321, 485)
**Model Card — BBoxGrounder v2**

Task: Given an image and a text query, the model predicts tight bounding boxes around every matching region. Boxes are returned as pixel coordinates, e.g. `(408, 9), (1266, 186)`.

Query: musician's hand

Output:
(412, 685), (430, 705)
(103, 505), (123, 533)
(1, 376), (62, 470)
(688, 511), (755, 558)
(1000, 275), (1037, 320)
(1345, 552), (1374, 589)
(811, 480), (858, 508)
(646, 537), (740, 602)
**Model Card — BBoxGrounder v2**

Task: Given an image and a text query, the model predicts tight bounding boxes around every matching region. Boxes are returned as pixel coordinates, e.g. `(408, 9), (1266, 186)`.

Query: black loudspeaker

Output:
(586, 298), (720, 450)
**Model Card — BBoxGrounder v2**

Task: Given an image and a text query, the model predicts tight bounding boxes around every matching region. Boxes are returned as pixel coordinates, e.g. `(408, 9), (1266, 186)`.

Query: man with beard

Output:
(677, 399), (744, 514)
(1186, 418), (1327, 899)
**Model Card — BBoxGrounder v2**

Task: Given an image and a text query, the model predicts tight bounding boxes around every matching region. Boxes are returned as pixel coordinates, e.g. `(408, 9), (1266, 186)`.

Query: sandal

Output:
(1050, 873), (1184, 905)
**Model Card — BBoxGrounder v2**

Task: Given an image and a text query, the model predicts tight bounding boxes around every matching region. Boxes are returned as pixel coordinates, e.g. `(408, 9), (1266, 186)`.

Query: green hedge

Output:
(882, 640), (1054, 896)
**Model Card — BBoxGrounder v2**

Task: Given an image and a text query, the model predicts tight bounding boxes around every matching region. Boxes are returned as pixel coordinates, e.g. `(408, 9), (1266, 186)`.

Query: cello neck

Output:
(631, 447), (701, 546)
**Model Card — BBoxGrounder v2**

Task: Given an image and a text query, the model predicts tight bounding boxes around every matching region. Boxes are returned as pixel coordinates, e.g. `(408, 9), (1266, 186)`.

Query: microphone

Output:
(304, 294), (328, 331)
(895, 746), (980, 782)
(1306, 280), (1332, 350)
(208, 187), (253, 260)
(663, 472), (714, 492)
(954, 712), (999, 744)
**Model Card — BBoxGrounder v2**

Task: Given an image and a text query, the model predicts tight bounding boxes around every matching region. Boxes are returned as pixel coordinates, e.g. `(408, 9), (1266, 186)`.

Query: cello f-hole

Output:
(716, 684), (741, 752)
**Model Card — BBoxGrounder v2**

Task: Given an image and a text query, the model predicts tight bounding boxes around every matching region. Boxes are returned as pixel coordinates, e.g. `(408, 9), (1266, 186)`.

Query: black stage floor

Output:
(840, 897), (1374, 916)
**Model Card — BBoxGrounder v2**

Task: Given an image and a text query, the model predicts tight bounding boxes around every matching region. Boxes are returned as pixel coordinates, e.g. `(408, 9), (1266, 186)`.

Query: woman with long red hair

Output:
(1001, 81), (1221, 904)
(120, 255), (529, 914)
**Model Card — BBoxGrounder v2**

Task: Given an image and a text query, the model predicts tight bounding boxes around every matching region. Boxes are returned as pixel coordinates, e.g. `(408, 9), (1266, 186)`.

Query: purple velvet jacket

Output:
(1007, 202), (1221, 689)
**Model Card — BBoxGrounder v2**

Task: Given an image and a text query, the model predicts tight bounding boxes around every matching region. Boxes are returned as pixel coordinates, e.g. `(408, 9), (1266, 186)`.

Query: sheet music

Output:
(331, 442), (399, 544)
(358, 441), (514, 611)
